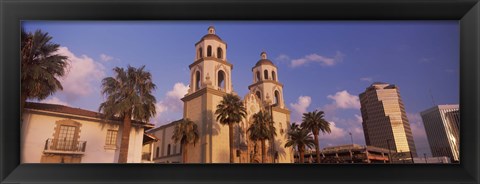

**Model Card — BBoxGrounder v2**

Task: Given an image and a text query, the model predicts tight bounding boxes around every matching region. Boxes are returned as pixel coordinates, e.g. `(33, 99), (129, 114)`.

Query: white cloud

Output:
(153, 82), (189, 126)
(360, 77), (373, 82)
(354, 114), (363, 123)
(40, 97), (69, 106)
(55, 47), (106, 102)
(289, 96), (312, 122)
(275, 54), (290, 62)
(318, 121), (347, 140)
(290, 51), (344, 68)
(419, 57), (433, 63)
(327, 90), (360, 109)
(317, 116), (366, 148)
(100, 54), (114, 62)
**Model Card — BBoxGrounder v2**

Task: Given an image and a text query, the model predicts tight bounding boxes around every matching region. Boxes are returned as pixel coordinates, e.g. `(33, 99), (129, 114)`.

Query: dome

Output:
(254, 51), (276, 67)
(255, 59), (276, 67)
(195, 26), (226, 45)
(200, 34), (224, 42)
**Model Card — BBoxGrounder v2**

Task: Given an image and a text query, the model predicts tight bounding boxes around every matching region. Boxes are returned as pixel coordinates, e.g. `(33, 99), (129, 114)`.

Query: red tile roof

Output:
(25, 102), (154, 128)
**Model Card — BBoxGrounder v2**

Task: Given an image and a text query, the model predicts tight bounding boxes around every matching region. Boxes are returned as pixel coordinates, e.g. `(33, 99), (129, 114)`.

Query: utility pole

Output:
(424, 153), (428, 164)
(349, 132), (354, 145)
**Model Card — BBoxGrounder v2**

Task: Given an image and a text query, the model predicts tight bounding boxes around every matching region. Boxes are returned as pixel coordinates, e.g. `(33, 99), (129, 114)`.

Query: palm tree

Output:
(284, 127), (315, 163)
(99, 65), (156, 163)
(172, 118), (200, 163)
(288, 122), (300, 134)
(301, 110), (331, 163)
(21, 29), (69, 117)
(215, 93), (247, 163)
(247, 110), (276, 163)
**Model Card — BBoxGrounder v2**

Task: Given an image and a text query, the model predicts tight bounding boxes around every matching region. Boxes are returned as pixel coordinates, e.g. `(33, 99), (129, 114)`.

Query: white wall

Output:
(21, 110), (145, 163)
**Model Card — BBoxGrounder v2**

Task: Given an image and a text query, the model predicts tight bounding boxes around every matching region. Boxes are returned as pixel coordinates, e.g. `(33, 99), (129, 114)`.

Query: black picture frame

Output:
(1, 0), (479, 183)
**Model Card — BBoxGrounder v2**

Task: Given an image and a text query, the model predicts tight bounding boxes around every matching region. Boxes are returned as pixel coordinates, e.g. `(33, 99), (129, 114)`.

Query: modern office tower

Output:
(359, 82), (417, 157)
(420, 105), (460, 162)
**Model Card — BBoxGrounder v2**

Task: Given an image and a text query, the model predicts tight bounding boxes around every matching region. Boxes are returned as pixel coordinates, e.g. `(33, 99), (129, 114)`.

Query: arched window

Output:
(167, 144), (171, 156)
(256, 91), (262, 100)
(195, 71), (201, 91)
(264, 70), (269, 80)
(218, 70), (225, 90)
(256, 71), (261, 82)
(274, 90), (280, 106)
(272, 71), (276, 81)
(217, 47), (223, 59)
(198, 47), (203, 59)
(207, 46), (212, 57)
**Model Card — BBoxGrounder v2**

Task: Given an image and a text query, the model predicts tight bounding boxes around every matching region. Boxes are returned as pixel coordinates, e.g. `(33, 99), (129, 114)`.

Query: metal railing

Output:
(44, 138), (86, 153)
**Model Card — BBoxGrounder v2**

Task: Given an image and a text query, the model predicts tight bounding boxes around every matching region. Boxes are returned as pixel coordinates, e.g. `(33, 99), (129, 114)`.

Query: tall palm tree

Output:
(247, 110), (276, 163)
(301, 110), (331, 163)
(172, 118), (200, 163)
(21, 29), (68, 116)
(99, 65), (156, 163)
(215, 93), (247, 163)
(284, 127), (315, 163)
(288, 122), (300, 134)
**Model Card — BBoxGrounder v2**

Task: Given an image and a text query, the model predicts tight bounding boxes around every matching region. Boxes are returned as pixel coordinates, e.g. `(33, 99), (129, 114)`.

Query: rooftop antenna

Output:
(429, 88), (436, 106)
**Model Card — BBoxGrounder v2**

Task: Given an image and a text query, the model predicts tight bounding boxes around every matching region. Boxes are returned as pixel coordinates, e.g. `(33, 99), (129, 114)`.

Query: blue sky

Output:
(23, 21), (459, 157)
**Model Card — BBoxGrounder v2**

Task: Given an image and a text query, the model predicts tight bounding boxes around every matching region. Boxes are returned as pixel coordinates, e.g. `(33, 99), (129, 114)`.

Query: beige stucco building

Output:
(420, 104), (460, 162)
(149, 26), (293, 163)
(359, 82), (417, 157)
(21, 102), (154, 163)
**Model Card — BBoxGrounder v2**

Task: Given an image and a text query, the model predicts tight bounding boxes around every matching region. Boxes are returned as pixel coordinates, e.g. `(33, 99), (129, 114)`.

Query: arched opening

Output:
(217, 47), (223, 59)
(256, 71), (261, 82)
(195, 71), (201, 91)
(264, 70), (269, 80)
(207, 46), (212, 57)
(272, 71), (276, 81)
(274, 90), (280, 106)
(198, 47), (203, 59)
(218, 70), (225, 90)
(167, 144), (171, 156)
(256, 91), (262, 100)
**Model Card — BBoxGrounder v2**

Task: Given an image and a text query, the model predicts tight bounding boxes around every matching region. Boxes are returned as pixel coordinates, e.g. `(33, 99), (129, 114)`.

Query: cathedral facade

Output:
(148, 26), (293, 163)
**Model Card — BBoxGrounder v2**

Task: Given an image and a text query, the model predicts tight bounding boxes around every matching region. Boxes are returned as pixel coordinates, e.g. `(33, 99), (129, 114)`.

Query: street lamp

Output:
(349, 132), (354, 145)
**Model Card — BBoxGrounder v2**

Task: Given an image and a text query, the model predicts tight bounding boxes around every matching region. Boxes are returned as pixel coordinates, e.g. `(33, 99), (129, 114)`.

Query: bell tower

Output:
(248, 51), (285, 109)
(189, 26), (233, 94)
(246, 51), (292, 163)
(181, 26), (234, 163)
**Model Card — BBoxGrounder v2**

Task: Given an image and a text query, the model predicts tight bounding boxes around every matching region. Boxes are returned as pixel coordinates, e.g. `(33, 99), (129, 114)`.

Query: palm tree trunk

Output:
(298, 145), (305, 163)
(314, 132), (321, 163)
(182, 143), (187, 163)
(118, 112), (132, 163)
(261, 140), (266, 163)
(229, 124), (234, 163)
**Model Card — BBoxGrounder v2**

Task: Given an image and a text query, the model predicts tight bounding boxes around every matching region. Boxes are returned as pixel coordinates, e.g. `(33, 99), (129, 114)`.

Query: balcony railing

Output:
(44, 138), (86, 154)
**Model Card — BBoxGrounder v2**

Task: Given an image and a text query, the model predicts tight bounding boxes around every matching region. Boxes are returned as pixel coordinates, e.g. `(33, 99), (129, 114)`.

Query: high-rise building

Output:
(359, 82), (417, 157)
(420, 105), (460, 162)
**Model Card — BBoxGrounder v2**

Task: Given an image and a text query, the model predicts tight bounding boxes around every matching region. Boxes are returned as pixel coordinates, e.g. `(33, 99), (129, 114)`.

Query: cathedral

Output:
(148, 26), (293, 163)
